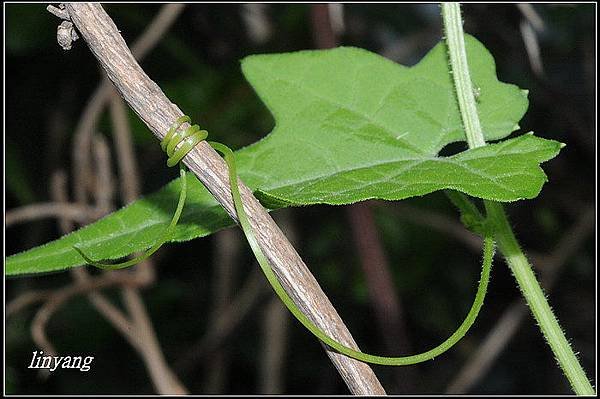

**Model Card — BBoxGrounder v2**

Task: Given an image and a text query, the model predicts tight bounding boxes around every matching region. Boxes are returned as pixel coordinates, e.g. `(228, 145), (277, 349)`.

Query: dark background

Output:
(5, 3), (596, 395)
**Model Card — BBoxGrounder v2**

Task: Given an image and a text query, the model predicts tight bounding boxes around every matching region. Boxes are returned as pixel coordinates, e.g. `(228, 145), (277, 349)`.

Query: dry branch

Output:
(5, 202), (100, 227)
(64, 3), (385, 394)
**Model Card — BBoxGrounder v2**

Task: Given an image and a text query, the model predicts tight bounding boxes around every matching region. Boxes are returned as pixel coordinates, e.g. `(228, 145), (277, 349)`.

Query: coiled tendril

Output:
(73, 115), (198, 269)
(161, 115), (208, 167)
(76, 114), (495, 366)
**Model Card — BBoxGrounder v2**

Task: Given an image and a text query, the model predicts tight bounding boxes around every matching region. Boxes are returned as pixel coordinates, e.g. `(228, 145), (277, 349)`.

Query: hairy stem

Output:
(485, 201), (594, 395)
(442, 2), (593, 395)
(442, 2), (485, 149)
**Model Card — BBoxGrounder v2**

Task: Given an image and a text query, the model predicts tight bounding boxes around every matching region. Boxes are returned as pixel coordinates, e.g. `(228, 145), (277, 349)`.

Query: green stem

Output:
(485, 201), (594, 395)
(441, 2), (594, 395)
(441, 2), (485, 149)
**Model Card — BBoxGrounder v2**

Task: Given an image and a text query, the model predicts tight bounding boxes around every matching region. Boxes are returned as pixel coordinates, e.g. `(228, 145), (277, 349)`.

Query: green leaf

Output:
(6, 35), (562, 276)
(5, 174), (229, 276)
(238, 36), (560, 205)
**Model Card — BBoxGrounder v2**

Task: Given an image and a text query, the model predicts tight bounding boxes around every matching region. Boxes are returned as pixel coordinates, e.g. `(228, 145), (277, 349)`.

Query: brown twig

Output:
(20, 11), (187, 390)
(60, 138), (186, 393)
(241, 4), (272, 45)
(69, 4), (186, 209)
(5, 202), (99, 227)
(67, 133), (136, 345)
(64, 3), (386, 394)
(519, 16), (545, 77)
(108, 90), (157, 284)
(109, 91), (141, 204)
(30, 271), (151, 355)
(25, 165), (141, 355)
(445, 301), (528, 394)
(310, 4), (337, 49)
(7, 290), (52, 318)
(92, 134), (115, 214)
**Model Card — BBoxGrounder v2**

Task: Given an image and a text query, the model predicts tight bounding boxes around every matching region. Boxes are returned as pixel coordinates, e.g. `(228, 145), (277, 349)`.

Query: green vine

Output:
(441, 3), (594, 395)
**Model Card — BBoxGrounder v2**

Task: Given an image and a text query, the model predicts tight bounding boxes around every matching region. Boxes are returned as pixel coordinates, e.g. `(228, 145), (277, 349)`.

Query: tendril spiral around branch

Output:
(75, 113), (495, 366)
(161, 115), (208, 167)
(72, 115), (198, 269)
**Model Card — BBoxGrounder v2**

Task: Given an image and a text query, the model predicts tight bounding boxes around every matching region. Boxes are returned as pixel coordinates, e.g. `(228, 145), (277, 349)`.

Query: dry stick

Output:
(5, 202), (100, 227)
(27, 173), (141, 354)
(65, 3), (386, 394)
(30, 271), (151, 356)
(446, 302), (528, 394)
(68, 3), (186, 208)
(109, 92), (141, 202)
(310, 4), (414, 393)
(241, 4), (272, 45)
(7, 290), (52, 318)
(121, 284), (188, 394)
(517, 4), (545, 78)
(7, 270), (150, 319)
(109, 91), (155, 289)
(204, 228), (241, 393)
(68, 136), (187, 394)
(446, 206), (596, 394)
(310, 4), (337, 49)
(92, 134), (115, 214)
(60, 2), (184, 303)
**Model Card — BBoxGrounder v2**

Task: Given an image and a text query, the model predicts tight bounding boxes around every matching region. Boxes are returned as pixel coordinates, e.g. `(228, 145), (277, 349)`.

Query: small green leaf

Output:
(6, 35), (562, 276)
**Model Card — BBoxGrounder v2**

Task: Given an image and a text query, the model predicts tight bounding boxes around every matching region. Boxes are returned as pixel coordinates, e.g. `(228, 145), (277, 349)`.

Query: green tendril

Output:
(75, 113), (495, 365)
(71, 116), (196, 269)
